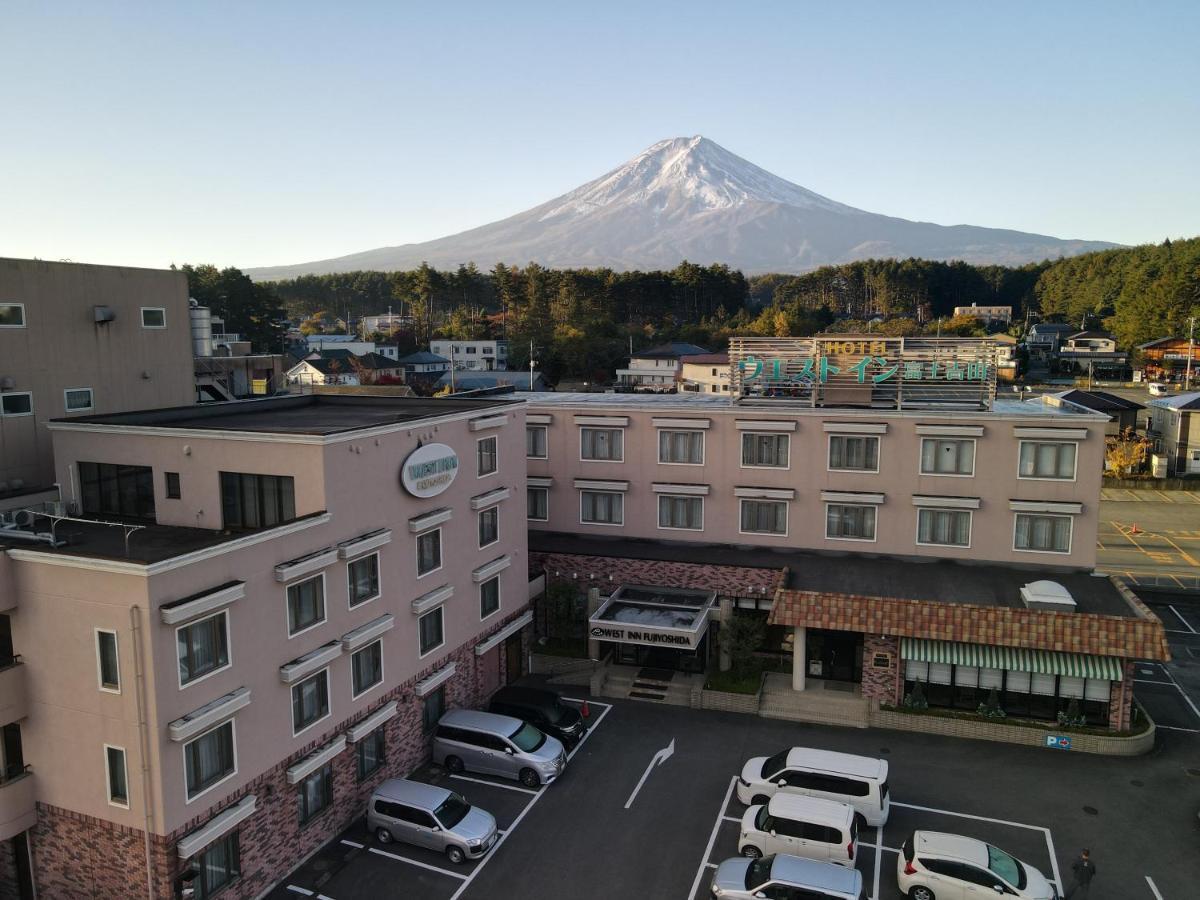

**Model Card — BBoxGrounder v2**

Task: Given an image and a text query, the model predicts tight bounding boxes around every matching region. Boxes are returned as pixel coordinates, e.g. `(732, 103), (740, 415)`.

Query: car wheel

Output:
(519, 768), (541, 788)
(446, 845), (466, 865)
(751, 795), (769, 806)
(910, 887), (935, 900)
(739, 845), (762, 859)
(375, 827), (393, 845)
(444, 756), (465, 774)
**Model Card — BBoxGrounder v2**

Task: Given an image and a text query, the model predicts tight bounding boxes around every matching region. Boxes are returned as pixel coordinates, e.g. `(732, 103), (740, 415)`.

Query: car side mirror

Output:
(754, 893), (767, 900)
(504, 747), (514, 754)
(432, 826), (441, 832)
(775, 779), (786, 787)
(769, 830), (776, 837)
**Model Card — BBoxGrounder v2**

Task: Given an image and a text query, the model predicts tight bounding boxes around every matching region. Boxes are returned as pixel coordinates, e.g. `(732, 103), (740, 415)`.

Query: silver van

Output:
(433, 708), (566, 788)
(366, 779), (497, 864)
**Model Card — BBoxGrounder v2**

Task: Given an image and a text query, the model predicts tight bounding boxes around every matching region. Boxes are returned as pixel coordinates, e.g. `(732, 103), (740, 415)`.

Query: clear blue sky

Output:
(3, 0), (1197, 270)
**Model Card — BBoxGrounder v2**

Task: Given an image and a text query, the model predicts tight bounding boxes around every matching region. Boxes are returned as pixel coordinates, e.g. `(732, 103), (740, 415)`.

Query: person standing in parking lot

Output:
(1065, 849), (1096, 898)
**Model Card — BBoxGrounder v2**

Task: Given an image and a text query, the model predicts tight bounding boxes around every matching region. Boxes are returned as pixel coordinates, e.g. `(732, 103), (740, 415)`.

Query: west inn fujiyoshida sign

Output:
(728, 336), (998, 410)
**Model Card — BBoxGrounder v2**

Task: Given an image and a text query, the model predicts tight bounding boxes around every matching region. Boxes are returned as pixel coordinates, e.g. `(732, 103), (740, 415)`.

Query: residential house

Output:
(954, 304), (1012, 326)
(678, 353), (731, 394)
(616, 342), (710, 392)
(1147, 392), (1200, 475)
(430, 340), (509, 371)
(1057, 331), (1127, 376)
(1041, 390), (1144, 435)
(1137, 337), (1200, 383)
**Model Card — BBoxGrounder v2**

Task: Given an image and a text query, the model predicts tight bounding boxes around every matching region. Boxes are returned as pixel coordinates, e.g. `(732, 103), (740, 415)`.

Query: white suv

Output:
(898, 831), (1057, 900)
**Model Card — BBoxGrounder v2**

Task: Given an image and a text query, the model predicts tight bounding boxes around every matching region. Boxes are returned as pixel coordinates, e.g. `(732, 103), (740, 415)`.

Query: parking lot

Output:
(1132, 590), (1200, 736)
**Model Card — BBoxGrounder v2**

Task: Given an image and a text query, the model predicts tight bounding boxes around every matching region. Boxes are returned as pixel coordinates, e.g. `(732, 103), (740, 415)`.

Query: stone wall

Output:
(861, 634), (901, 704)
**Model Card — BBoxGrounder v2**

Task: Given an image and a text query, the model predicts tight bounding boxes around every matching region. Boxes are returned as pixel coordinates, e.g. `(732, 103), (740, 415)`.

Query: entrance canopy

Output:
(589, 584), (716, 651)
(901, 638), (1123, 681)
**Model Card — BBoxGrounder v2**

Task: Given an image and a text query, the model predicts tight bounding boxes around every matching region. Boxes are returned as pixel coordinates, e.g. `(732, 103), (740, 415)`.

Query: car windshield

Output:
(754, 807), (772, 831)
(761, 749), (789, 778)
(509, 721), (546, 752)
(744, 856), (774, 890)
(434, 794), (471, 829)
(987, 845), (1027, 889)
(545, 699), (569, 725)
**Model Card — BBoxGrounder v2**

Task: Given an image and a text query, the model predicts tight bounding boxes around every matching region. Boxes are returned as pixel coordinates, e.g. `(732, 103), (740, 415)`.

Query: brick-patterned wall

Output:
(28, 609), (529, 900)
(0, 836), (19, 900)
(529, 551), (784, 599)
(1109, 660), (1137, 730)
(861, 635), (901, 704)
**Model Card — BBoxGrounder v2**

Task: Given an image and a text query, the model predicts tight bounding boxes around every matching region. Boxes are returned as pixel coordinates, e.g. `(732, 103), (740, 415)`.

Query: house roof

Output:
(1049, 389), (1145, 412)
(290, 357), (350, 376)
(633, 342), (711, 359)
(397, 351), (450, 365)
(1029, 322), (1077, 334)
(355, 352), (400, 370)
(1149, 392), (1200, 411)
(679, 353), (730, 365)
(1067, 330), (1113, 340)
(1139, 336), (1195, 349)
(314, 348), (356, 361)
(436, 371), (547, 391)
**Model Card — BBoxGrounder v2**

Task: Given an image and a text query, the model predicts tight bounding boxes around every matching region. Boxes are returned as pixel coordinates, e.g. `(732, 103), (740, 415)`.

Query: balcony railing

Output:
(0, 765), (36, 842)
(0, 656), (27, 723)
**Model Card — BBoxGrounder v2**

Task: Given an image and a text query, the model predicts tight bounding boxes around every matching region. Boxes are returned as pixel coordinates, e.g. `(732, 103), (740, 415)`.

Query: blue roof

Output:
(1149, 391), (1200, 411)
(398, 351), (450, 364)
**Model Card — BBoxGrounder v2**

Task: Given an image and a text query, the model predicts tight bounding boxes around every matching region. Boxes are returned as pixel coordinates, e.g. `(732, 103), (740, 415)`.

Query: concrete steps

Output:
(760, 673), (870, 729)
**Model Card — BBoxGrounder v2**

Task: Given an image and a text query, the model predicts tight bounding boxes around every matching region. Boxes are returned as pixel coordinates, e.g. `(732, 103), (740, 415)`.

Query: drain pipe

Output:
(130, 605), (157, 900)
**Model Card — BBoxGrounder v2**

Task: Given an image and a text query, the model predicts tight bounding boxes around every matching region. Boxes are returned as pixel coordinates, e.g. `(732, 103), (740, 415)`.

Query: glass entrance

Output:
(805, 629), (863, 683)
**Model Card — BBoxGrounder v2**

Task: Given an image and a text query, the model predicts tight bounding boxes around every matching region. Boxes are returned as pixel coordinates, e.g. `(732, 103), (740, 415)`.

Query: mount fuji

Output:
(247, 136), (1117, 278)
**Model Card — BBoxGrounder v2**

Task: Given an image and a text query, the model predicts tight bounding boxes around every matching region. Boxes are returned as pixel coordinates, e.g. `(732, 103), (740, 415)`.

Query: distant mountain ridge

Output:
(247, 136), (1118, 279)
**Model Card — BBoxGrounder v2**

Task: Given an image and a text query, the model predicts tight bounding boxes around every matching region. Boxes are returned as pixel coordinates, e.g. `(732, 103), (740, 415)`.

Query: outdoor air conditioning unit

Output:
(94, 305), (116, 323)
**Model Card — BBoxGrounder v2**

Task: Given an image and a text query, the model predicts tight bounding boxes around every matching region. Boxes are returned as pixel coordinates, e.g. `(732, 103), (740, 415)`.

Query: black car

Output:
(487, 686), (588, 748)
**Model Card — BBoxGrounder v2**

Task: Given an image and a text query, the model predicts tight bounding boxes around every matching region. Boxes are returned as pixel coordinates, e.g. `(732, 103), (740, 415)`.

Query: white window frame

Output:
(175, 610), (233, 691)
(656, 429), (705, 466)
(656, 494), (704, 532)
(346, 551), (382, 609)
(740, 432), (790, 470)
(291, 668), (332, 737)
(416, 527), (443, 579)
(140, 306), (167, 329)
(479, 575), (501, 621)
(0, 391), (33, 418)
(579, 490), (624, 526)
(526, 425), (548, 460)
(285, 573), (327, 639)
(1016, 440), (1078, 482)
(95, 628), (121, 694)
(1013, 512), (1074, 555)
(915, 507), (973, 549)
(476, 435), (498, 478)
(738, 498), (789, 537)
(918, 437), (976, 477)
(417, 606), (445, 659)
(579, 427), (624, 463)
(182, 720), (238, 805)
(350, 640), (385, 700)
(477, 506), (500, 549)
(63, 387), (95, 413)
(0, 302), (26, 328)
(104, 744), (130, 808)
(826, 434), (880, 474)
(824, 503), (878, 543)
(527, 487), (549, 522)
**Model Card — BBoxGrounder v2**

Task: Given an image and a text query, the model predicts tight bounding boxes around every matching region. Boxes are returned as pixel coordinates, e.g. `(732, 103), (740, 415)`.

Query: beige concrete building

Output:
(678, 352), (731, 394)
(1148, 392), (1200, 474)
(0, 259), (195, 507)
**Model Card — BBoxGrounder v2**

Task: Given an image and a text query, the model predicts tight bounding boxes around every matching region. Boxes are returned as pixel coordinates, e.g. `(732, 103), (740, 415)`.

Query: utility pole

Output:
(1186, 315), (1196, 392)
(529, 339), (536, 391)
(450, 345), (456, 393)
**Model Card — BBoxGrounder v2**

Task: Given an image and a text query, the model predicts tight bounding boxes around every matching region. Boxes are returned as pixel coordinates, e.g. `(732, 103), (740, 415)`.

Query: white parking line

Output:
(287, 889), (313, 897)
(449, 774), (538, 795)
(1169, 605), (1198, 632)
(562, 698), (614, 762)
(872, 821), (882, 900)
(339, 839), (364, 849)
(1135, 679), (1173, 685)
(1146, 875), (1165, 899)
(721, 815), (740, 823)
(1156, 724), (1200, 733)
(368, 846), (466, 880)
(688, 776), (737, 900)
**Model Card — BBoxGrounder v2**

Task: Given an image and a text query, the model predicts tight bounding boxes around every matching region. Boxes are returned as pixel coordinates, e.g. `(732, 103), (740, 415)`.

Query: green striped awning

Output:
(901, 638), (1123, 681)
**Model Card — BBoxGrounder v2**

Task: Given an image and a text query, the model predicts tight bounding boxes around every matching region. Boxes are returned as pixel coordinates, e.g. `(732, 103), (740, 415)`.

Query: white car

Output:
(1148, 381), (1169, 396)
(736, 747), (890, 827)
(898, 831), (1057, 900)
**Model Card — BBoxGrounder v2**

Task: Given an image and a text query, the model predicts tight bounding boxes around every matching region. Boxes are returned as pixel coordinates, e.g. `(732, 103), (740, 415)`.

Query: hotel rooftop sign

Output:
(728, 336), (997, 410)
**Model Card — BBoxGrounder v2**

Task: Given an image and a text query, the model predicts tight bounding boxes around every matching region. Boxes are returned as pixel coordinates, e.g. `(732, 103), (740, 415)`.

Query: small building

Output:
(1057, 331), (1128, 376)
(954, 303), (1012, 326)
(1041, 390), (1144, 435)
(992, 334), (1019, 382)
(397, 351), (451, 378)
(361, 313), (414, 336)
(286, 357), (360, 386)
(678, 352), (731, 394)
(1026, 322), (1078, 360)
(616, 342), (710, 392)
(1138, 337), (1200, 383)
(430, 340), (509, 371)
(1147, 392), (1200, 475)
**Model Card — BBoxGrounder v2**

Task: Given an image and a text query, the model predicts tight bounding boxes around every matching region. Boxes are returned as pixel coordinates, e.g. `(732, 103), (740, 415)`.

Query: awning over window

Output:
(901, 638), (1122, 681)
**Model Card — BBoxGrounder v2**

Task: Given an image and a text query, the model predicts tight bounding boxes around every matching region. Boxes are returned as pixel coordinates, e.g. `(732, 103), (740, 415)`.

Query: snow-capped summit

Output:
(247, 136), (1117, 279)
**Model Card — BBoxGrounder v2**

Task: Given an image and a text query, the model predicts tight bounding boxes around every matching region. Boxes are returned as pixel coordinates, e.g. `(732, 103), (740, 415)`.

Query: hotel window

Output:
(1018, 441), (1077, 479)
(194, 832), (240, 899)
(165, 471), (182, 499)
(292, 670), (330, 734)
(920, 438), (975, 476)
(184, 722), (235, 800)
(917, 509), (971, 547)
(826, 504), (876, 541)
(79, 461), (156, 521)
(351, 641), (384, 697)
(0, 302), (25, 327)
(527, 487), (548, 521)
(419, 607), (444, 656)
(219, 472), (296, 530)
(526, 426), (548, 459)
(477, 436), (498, 476)
(423, 685), (445, 732)
(357, 728), (386, 781)
(416, 529), (442, 576)
(658, 495), (703, 531)
(1014, 513), (1072, 553)
(580, 490), (623, 525)
(140, 307), (166, 328)
(348, 554), (380, 607)
(828, 435), (879, 472)
(105, 745), (129, 807)
(64, 387), (94, 412)
(177, 612), (230, 685)
(741, 433), (789, 468)
(286, 575), (326, 635)
(96, 629), (120, 691)
(740, 499), (787, 535)
(298, 763), (333, 825)
(480, 576), (501, 619)
(580, 427), (623, 461)
(658, 430), (704, 465)
(478, 507), (499, 548)
(0, 392), (32, 417)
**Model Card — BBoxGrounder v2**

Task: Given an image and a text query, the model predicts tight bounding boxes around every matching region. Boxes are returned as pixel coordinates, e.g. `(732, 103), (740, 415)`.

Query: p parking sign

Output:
(1045, 735), (1072, 751)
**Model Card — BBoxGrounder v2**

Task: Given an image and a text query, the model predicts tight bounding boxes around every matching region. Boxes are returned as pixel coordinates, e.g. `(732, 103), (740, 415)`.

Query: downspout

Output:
(130, 605), (157, 900)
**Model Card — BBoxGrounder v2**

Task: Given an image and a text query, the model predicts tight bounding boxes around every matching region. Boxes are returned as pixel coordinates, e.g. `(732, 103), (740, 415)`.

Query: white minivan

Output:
(737, 747), (890, 826)
(739, 794), (859, 867)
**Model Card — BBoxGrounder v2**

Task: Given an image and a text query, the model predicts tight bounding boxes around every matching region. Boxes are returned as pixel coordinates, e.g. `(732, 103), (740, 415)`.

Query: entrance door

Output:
(504, 634), (523, 684)
(806, 630), (864, 683)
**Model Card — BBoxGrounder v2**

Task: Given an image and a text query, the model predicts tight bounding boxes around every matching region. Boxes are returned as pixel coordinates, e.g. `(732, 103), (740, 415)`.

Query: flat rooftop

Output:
(529, 531), (1135, 618)
(51, 394), (520, 436)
